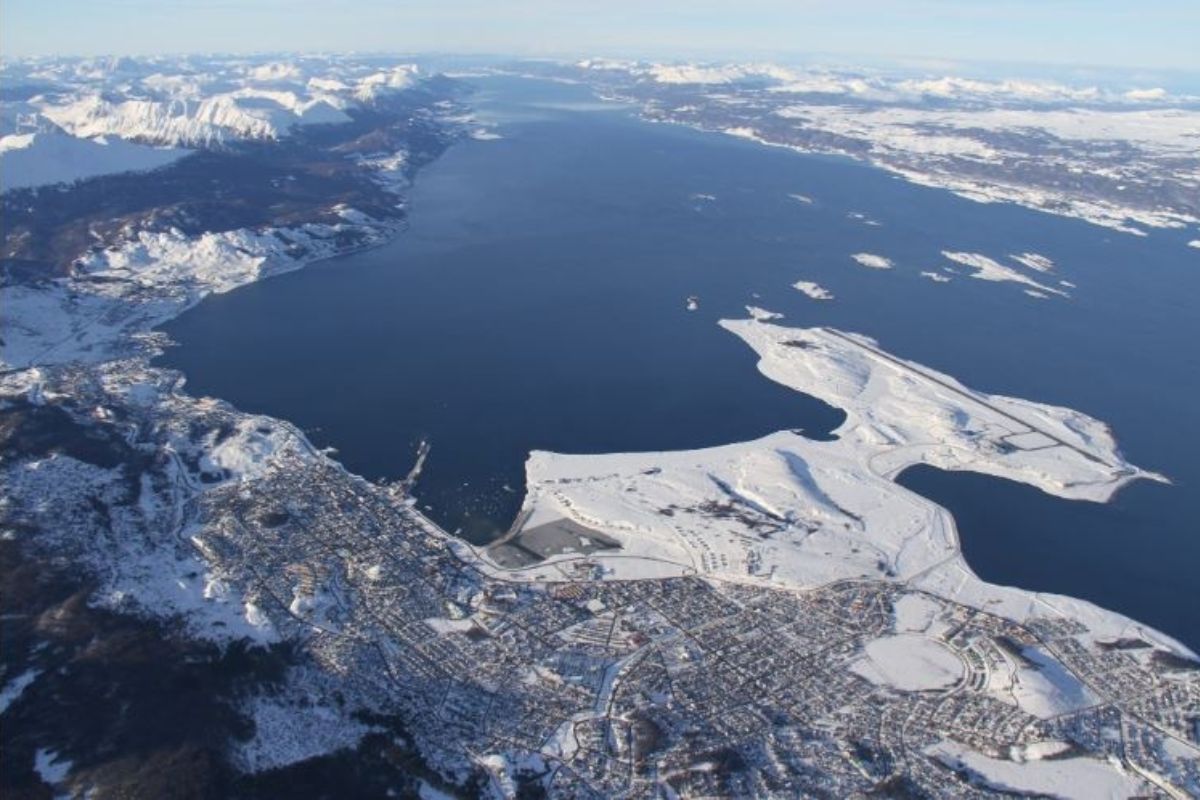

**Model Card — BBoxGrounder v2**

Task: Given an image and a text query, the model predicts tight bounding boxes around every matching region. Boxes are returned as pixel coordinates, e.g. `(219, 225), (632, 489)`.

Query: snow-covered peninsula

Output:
(490, 317), (1172, 649)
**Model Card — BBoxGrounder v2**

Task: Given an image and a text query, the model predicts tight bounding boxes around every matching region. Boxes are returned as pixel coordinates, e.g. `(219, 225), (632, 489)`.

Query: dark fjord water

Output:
(160, 77), (1200, 648)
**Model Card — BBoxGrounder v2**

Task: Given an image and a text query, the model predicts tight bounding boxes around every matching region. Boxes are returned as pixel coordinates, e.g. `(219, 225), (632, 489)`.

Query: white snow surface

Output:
(33, 748), (72, 786)
(589, 59), (1200, 235)
(782, 100), (1200, 234)
(232, 678), (377, 773)
(926, 740), (1148, 799)
(484, 318), (1180, 655)
(745, 305), (784, 321)
(0, 668), (39, 713)
(353, 64), (420, 103)
(586, 60), (1193, 106)
(792, 280), (833, 300)
(850, 252), (893, 269)
(644, 62), (794, 85)
(103, 544), (282, 646)
(1010, 252), (1055, 272)
(40, 91), (347, 147)
(777, 102), (1200, 155)
(1006, 646), (1099, 718)
(5, 55), (1197, 778)
(942, 251), (1068, 297)
(2, 55), (422, 148)
(851, 634), (965, 691)
(200, 417), (293, 481)
(0, 109), (406, 648)
(1, 216), (399, 371)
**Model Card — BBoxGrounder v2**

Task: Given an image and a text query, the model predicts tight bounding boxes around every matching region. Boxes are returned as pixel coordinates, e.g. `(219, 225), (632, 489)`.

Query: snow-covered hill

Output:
(565, 59), (1200, 237)
(38, 91), (351, 146)
(0, 55), (426, 165)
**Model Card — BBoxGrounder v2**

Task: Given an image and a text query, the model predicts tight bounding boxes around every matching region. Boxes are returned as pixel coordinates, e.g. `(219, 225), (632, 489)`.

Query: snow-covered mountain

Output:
(38, 90), (351, 146)
(577, 58), (1197, 106)
(0, 55), (429, 190)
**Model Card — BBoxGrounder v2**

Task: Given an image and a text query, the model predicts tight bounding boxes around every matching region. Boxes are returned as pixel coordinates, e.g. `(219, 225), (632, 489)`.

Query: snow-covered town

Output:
(3, 49), (1199, 799)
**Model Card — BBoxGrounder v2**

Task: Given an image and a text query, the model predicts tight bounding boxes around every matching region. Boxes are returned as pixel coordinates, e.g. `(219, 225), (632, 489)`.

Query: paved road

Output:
(821, 328), (1110, 467)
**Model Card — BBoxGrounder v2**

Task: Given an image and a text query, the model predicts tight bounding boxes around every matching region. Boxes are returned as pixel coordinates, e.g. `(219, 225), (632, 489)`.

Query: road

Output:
(821, 328), (1111, 468)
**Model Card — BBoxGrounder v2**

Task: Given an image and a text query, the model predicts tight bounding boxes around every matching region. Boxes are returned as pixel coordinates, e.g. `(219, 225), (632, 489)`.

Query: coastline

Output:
(3, 81), (1198, 793)
(479, 318), (1187, 658)
(2, 91), (1189, 657)
(577, 81), (1200, 238)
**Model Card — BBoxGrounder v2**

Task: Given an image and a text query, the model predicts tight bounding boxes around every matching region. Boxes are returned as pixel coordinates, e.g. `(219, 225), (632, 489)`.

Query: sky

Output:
(2, 0), (1198, 72)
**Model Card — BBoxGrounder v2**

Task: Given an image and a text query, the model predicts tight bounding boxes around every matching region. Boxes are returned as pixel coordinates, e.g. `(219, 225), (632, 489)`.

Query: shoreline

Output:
(475, 318), (1190, 656)
(3, 74), (1199, 793)
(2, 95), (1184, 656)
(565, 73), (1200, 239)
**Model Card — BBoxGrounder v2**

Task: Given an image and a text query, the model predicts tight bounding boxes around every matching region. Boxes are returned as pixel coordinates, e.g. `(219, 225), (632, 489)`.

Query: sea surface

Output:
(160, 76), (1200, 648)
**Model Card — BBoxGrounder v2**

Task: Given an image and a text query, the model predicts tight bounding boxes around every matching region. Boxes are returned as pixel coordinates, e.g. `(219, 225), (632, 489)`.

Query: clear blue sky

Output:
(2, 0), (1198, 71)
